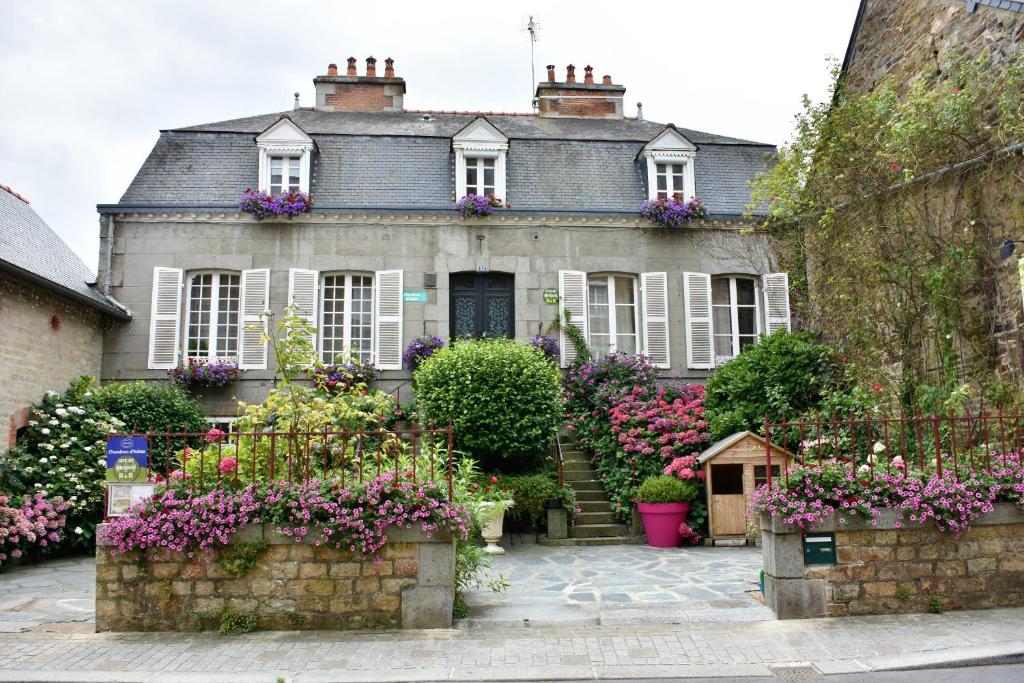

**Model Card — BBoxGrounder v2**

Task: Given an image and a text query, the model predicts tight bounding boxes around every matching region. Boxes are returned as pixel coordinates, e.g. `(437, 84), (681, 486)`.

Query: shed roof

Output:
(697, 431), (795, 465)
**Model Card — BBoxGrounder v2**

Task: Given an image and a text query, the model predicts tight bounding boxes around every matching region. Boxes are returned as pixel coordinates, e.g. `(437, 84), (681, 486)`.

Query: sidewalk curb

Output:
(860, 640), (1024, 672)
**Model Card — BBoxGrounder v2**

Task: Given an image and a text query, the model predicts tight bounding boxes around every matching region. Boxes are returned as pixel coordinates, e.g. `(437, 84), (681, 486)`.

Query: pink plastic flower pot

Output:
(637, 502), (691, 548)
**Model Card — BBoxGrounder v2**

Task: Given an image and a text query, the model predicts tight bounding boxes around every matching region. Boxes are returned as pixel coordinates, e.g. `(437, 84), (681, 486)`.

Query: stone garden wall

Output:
(95, 524), (455, 631)
(762, 504), (1024, 619)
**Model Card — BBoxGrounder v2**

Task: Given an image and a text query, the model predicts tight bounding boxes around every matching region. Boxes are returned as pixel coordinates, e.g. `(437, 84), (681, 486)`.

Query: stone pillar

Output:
(546, 508), (568, 539)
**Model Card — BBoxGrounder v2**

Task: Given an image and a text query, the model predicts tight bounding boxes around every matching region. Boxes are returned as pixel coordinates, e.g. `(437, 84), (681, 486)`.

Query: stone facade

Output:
(762, 504), (1024, 619)
(840, 0), (1024, 385)
(98, 212), (772, 415)
(0, 274), (106, 450)
(95, 524), (455, 631)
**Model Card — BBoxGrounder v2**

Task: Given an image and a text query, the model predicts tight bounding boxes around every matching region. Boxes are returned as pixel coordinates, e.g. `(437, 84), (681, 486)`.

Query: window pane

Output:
(589, 307), (610, 334)
(656, 175), (667, 192)
(270, 158), (283, 195)
(672, 174), (684, 191)
(615, 306), (636, 335)
(590, 333), (611, 359)
(288, 158), (301, 191)
(713, 307), (732, 335)
(739, 335), (758, 352)
(466, 167), (477, 193)
(711, 279), (731, 305)
(736, 279), (755, 305)
(737, 307), (756, 335)
(483, 158), (494, 170)
(616, 335), (637, 355)
(672, 164), (683, 175)
(714, 335), (733, 357)
(614, 277), (634, 304)
(588, 279), (608, 305)
(320, 275), (346, 363)
(483, 167), (494, 189)
(656, 163), (666, 174)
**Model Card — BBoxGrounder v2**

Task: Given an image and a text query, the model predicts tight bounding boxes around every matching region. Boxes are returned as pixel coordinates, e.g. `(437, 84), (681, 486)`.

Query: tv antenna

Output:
(525, 15), (539, 109)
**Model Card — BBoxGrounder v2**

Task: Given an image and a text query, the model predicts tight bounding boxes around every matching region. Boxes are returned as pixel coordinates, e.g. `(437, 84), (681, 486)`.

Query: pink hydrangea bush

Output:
(0, 492), (68, 568)
(99, 474), (468, 562)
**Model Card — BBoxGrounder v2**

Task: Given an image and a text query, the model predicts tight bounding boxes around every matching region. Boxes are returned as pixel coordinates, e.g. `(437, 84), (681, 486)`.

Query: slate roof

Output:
(118, 110), (775, 217)
(0, 185), (129, 319)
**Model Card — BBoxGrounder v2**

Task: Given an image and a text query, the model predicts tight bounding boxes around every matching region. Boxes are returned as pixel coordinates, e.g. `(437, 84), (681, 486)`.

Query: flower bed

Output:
(237, 189), (313, 219)
(640, 196), (707, 228)
(563, 353), (709, 528)
(168, 359), (241, 388)
(455, 194), (502, 218)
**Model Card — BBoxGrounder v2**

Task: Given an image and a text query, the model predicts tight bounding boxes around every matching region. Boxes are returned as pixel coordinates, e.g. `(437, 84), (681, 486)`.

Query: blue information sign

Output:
(105, 437), (149, 482)
(403, 291), (429, 303)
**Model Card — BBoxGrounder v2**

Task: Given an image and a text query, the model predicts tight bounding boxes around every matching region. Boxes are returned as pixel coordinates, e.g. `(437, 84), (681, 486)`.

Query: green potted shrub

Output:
(636, 476), (700, 548)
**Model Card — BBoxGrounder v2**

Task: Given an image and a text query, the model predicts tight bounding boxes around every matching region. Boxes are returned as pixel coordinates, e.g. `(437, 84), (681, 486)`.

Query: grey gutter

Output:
(96, 204), (760, 220)
(0, 259), (132, 321)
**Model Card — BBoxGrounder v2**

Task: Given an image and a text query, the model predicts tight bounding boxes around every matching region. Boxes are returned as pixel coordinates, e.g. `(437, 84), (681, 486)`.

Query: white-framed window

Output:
(453, 117), (508, 202)
(465, 157), (496, 197)
(587, 274), (640, 358)
(712, 276), (760, 363)
(320, 273), (374, 364)
(642, 126), (697, 202)
(256, 116), (314, 195)
(184, 271), (241, 361)
(269, 155), (302, 195)
(655, 163), (686, 200)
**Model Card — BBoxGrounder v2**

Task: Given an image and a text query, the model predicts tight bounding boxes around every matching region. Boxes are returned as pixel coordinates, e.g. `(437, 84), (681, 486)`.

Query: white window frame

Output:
(711, 275), (761, 364)
(319, 273), (375, 364)
(641, 126), (697, 202)
(464, 156), (497, 197)
(587, 274), (642, 358)
(267, 155), (303, 196)
(183, 270), (242, 362)
(654, 162), (687, 200)
(453, 117), (508, 203)
(256, 117), (314, 195)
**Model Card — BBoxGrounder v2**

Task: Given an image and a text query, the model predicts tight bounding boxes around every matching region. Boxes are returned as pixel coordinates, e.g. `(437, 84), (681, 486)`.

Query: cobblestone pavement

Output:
(0, 557), (94, 633)
(0, 608), (1021, 681)
(462, 543), (774, 626)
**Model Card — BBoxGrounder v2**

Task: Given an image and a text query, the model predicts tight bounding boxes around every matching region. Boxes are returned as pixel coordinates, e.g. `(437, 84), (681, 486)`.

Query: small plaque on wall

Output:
(543, 289), (560, 305)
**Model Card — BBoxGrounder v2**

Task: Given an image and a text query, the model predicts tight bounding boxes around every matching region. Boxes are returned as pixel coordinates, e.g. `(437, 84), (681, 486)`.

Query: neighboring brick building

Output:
(0, 185), (130, 450)
(98, 58), (784, 417)
(838, 0), (1024, 385)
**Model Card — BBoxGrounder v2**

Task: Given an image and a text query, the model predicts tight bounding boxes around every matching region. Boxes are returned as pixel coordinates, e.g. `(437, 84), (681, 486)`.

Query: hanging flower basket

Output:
(167, 359), (242, 388)
(455, 194), (503, 218)
(640, 196), (708, 229)
(237, 189), (313, 220)
(307, 359), (378, 394)
(403, 336), (446, 371)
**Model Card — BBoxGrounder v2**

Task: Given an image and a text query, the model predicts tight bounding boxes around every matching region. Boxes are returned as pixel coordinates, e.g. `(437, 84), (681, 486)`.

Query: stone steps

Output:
(576, 511), (617, 525)
(577, 500), (613, 513)
(563, 469), (599, 483)
(569, 479), (606, 491)
(572, 523), (629, 538)
(558, 436), (632, 546)
(575, 490), (611, 503)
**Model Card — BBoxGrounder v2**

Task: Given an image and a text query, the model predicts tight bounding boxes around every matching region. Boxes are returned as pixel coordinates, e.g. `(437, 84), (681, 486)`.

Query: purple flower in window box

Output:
(640, 196), (708, 229)
(403, 336), (446, 371)
(307, 358), (378, 395)
(167, 358), (242, 388)
(455, 193), (502, 218)
(237, 188), (313, 220)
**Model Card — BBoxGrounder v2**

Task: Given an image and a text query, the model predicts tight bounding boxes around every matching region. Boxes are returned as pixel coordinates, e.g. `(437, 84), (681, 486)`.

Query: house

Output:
(0, 184), (130, 450)
(834, 0), (1024, 387)
(96, 58), (785, 419)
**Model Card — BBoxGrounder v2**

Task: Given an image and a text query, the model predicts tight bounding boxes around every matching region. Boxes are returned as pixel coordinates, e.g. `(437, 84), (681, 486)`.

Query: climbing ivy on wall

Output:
(749, 53), (1024, 411)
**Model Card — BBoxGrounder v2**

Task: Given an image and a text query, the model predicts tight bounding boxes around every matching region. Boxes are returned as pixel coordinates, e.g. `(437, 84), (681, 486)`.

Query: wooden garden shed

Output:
(698, 431), (795, 542)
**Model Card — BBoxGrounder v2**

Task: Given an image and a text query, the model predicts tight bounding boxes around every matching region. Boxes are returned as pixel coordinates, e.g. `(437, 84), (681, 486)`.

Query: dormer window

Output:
(256, 116), (314, 195)
(453, 116), (508, 202)
(641, 125), (697, 202)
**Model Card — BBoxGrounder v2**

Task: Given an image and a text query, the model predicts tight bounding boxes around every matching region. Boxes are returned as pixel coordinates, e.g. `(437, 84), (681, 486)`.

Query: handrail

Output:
(554, 436), (565, 487)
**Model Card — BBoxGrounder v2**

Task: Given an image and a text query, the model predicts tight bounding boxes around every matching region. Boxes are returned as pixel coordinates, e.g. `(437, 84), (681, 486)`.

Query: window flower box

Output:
(455, 193), (503, 218)
(640, 196), (708, 229)
(167, 359), (242, 388)
(237, 188), (313, 220)
(307, 359), (378, 395)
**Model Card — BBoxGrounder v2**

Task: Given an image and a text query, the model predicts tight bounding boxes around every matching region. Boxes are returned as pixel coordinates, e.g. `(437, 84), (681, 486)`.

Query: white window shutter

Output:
(147, 267), (183, 370)
(238, 269), (270, 370)
(640, 272), (670, 369)
(374, 270), (403, 370)
(558, 270), (589, 368)
(683, 272), (714, 370)
(763, 272), (792, 334)
(288, 268), (319, 353)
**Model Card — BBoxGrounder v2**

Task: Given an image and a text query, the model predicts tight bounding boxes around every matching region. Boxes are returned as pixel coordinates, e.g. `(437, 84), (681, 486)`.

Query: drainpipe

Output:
(100, 214), (115, 296)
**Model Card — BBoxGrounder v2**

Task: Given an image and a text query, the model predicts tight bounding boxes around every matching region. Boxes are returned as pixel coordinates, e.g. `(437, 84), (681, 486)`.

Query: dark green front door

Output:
(450, 273), (514, 339)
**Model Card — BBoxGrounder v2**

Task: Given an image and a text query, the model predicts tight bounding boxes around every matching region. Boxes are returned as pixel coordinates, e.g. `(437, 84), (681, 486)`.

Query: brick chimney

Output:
(314, 56), (406, 112)
(535, 63), (625, 119)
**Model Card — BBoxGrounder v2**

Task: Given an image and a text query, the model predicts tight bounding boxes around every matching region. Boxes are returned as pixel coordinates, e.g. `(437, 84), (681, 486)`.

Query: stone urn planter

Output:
(478, 500), (514, 554)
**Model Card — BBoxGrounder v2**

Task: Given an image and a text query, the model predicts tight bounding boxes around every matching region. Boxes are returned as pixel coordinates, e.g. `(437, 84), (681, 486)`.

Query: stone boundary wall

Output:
(95, 524), (454, 631)
(762, 504), (1024, 619)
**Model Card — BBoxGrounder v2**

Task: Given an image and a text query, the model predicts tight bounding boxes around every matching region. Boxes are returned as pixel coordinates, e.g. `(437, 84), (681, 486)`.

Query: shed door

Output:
(710, 463), (746, 536)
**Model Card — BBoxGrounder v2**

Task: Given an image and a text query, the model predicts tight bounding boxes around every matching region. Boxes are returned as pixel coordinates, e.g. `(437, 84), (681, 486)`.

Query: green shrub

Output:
(636, 476), (700, 504)
(87, 381), (208, 472)
(0, 378), (124, 552)
(704, 331), (839, 440)
(491, 473), (576, 531)
(414, 338), (563, 472)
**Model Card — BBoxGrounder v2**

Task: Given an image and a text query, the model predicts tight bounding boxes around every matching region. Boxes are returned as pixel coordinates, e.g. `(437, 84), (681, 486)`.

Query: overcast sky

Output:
(0, 0), (860, 273)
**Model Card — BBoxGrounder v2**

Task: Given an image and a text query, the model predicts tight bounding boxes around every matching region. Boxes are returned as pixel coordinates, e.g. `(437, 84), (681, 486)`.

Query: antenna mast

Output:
(527, 15), (539, 110)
